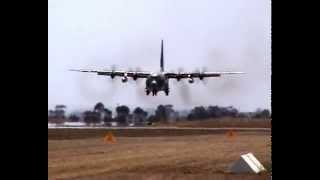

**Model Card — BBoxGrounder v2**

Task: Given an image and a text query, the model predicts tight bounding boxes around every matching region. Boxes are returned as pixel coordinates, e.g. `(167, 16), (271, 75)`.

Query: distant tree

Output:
(48, 110), (55, 118)
(254, 108), (262, 115)
(133, 107), (145, 115)
(254, 109), (270, 118)
(68, 114), (80, 122)
(207, 106), (222, 118)
(225, 106), (239, 117)
(188, 106), (209, 120)
(83, 111), (100, 124)
(55, 105), (66, 109)
(54, 105), (66, 119)
(133, 107), (148, 124)
(164, 105), (178, 122)
(93, 102), (106, 121)
(237, 112), (249, 118)
(103, 108), (113, 123)
(116, 105), (130, 115)
(147, 115), (157, 124)
(219, 107), (230, 117)
(261, 109), (270, 118)
(94, 102), (105, 113)
(115, 105), (130, 124)
(155, 105), (167, 122)
(187, 105), (240, 120)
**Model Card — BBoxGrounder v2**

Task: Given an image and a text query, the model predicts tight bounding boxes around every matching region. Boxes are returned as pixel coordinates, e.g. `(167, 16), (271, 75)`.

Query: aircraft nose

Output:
(151, 80), (157, 85)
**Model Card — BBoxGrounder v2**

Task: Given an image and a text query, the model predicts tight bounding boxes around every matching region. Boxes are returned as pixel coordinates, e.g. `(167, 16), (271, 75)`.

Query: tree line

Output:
(48, 103), (271, 125)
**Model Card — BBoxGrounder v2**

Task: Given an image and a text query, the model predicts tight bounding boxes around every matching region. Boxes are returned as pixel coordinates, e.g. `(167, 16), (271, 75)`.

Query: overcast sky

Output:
(48, 0), (271, 112)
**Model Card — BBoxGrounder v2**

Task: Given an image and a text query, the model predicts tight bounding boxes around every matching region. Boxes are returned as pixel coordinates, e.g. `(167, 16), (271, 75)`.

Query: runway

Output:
(48, 125), (270, 140)
(48, 126), (270, 131)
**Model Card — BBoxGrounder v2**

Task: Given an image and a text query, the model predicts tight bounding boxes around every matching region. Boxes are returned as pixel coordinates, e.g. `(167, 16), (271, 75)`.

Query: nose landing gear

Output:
(146, 89), (158, 96)
(152, 90), (158, 96)
(165, 89), (169, 96)
(146, 89), (168, 96)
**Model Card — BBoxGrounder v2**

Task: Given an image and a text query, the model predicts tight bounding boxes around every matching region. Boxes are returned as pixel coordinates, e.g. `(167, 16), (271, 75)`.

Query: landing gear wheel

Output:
(152, 90), (157, 96)
(165, 90), (169, 96)
(146, 90), (150, 96)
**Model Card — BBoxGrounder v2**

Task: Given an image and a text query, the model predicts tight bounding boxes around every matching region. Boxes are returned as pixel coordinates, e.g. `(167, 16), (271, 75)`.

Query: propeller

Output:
(194, 67), (209, 84)
(76, 64), (118, 102)
(135, 67), (145, 83)
(107, 64), (118, 79)
(101, 65), (119, 85)
(177, 76), (192, 104)
(200, 67), (209, 84)
(170, 68), (183, 85)
(167, 67), (192, 103)
(133, 67), (141, 81)
(128, 67), (143, 82)
(176, 67), (184, 82)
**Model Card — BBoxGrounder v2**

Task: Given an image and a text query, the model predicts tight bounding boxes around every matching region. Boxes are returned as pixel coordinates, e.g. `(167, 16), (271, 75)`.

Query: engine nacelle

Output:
(188, 78), (194, 83)
(122, 75), (128, 82)
(133, 74), (138, 81)
(110, 73), (115, 79)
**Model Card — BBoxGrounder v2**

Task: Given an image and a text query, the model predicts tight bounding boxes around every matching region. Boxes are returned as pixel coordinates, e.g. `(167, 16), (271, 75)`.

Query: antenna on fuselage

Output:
(160, 39), (164, 72)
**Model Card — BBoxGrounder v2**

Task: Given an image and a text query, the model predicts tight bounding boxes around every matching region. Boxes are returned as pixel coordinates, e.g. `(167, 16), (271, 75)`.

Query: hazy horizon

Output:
(48, 0), (271, 112)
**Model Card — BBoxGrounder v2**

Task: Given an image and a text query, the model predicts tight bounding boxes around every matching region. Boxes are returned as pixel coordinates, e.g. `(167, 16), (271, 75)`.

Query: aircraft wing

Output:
(165, 71), (245, 79)
(69, 69), (151, 78)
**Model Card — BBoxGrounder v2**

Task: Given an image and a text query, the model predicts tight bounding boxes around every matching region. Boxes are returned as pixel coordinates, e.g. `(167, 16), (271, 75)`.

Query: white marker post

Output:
(230, 153), (266, 174)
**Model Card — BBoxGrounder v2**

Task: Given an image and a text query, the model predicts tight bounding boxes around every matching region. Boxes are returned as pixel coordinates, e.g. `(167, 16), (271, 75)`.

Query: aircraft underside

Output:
(146, 87), (169, 96)
(145, 76), (169, 96)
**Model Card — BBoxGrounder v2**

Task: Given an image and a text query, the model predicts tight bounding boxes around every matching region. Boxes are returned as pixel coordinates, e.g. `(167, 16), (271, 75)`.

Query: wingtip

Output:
(232, 71), (245, 74)
(69, 69), (83, 72)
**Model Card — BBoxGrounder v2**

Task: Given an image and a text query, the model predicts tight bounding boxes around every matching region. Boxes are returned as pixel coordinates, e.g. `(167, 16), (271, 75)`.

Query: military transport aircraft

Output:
(70, 40), (244, 96)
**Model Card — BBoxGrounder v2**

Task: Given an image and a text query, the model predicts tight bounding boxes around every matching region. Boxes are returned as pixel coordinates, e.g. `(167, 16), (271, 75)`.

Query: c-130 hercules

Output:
(70, 40), (244, 96)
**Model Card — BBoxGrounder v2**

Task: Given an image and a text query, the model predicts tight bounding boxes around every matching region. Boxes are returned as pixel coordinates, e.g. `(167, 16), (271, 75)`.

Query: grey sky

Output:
(48, 0), (271, 112)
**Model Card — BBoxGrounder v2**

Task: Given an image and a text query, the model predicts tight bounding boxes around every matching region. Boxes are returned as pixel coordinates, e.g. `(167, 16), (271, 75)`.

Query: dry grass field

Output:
(48, 128), (271, 180)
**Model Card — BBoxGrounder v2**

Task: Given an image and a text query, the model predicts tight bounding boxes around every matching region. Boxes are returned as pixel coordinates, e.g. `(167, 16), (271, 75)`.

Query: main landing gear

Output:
(146, 90), (157, 96)
(152, 91), (157, 96)
(165, 89), (169, 96)
(146, 90), (150, 96)
(146, 89), (169, 96)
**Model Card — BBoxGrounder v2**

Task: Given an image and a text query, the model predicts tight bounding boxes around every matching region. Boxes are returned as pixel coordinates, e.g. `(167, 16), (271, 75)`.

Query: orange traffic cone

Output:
(226, 130), (236, 138)
(104, 132), (116, 144)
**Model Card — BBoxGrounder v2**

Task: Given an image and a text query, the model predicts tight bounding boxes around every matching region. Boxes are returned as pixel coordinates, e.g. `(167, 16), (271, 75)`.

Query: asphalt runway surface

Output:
(48, 126), (270, 140)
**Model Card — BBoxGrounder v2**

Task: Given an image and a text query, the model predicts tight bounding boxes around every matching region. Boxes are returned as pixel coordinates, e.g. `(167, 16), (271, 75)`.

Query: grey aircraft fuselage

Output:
(145, 72), (169, 96)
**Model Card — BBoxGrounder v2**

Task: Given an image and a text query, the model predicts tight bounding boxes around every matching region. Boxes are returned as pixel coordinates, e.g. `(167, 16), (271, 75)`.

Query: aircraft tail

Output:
(160, 40), (164, 72)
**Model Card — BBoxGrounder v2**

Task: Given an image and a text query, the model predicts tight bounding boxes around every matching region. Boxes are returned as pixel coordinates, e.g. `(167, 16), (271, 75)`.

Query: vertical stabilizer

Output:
(160, 40), (164, 72)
